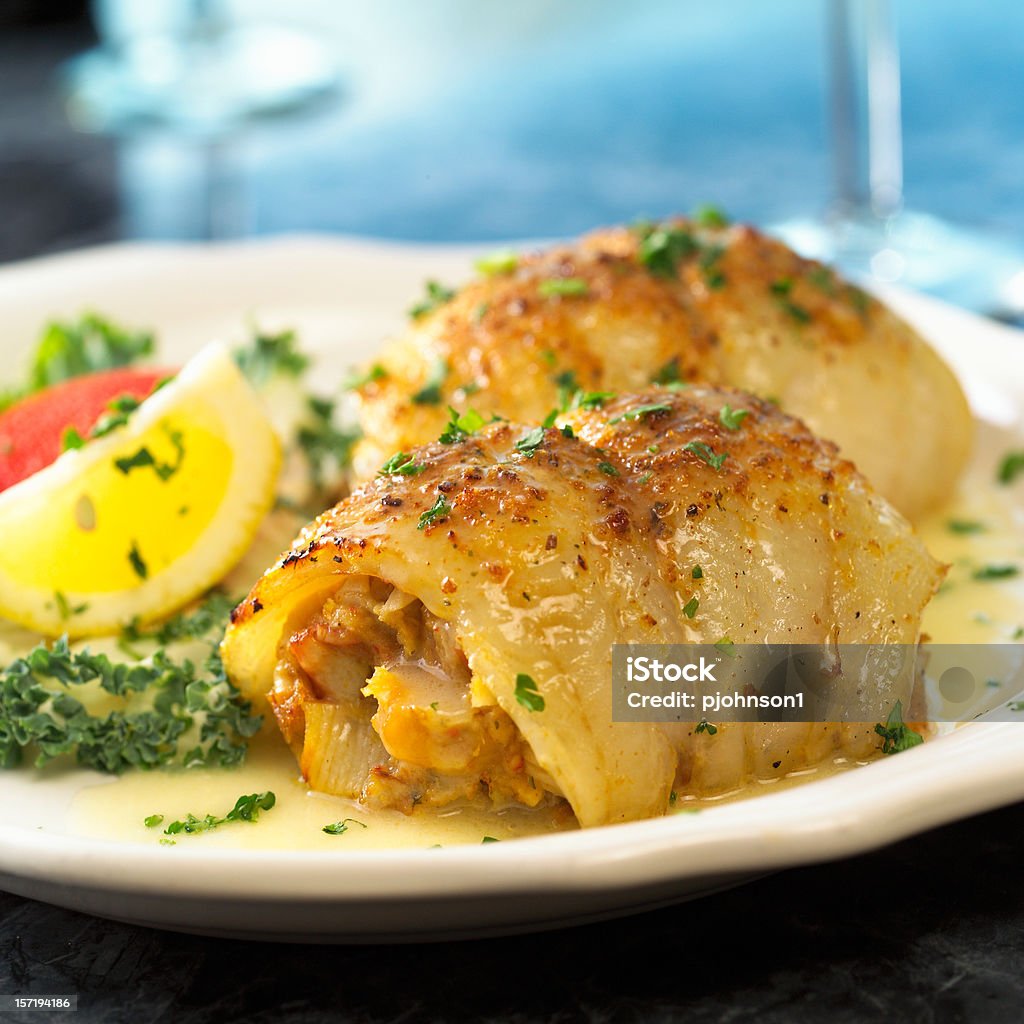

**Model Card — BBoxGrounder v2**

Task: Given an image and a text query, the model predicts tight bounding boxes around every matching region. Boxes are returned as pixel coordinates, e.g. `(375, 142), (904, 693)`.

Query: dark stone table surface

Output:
(2, 15), (1023, 1024)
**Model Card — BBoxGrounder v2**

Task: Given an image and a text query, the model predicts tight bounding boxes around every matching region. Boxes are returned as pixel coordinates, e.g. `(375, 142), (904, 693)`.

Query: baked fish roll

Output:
(565, 387), (944, 796)
(223, 385), (943, 826)
(223, 418), (686, 827)
(584, 220), (973, 521)
(349, 217), (971, 520)
(348, 242), (716, 481)
(565, 387), (941, 648)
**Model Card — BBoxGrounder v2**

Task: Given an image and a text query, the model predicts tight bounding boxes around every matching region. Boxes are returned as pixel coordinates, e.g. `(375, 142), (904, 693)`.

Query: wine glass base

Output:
(62, 25), (341, 138)
(772, 210), (1024, 323)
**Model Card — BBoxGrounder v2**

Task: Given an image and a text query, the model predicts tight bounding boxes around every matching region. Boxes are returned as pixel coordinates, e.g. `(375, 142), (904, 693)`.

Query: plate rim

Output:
(0, 236), (1022, 922)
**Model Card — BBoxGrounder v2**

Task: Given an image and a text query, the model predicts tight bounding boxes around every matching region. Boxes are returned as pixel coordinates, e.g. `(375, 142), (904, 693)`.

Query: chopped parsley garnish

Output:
(997, 451), (1024, 486)
(409, 280), (456, 320)
(608, 401), (671, 424)
(342, 363), (388, 391)
(515, 426), (546, 457)
(161, 791), (276, 837)
(946, 519), (986, 535)
(771, 278), (812, 322)
(0, 637), (261, 772)
(693, 204), (730, 228)
(553, 369), (580, 407)
(538, 277), (589, 298)
(875, 700), (923, 755)
(514, 673), (545, 712)
(683, 596), (699, 618)
(144, 814), (164, 828)
(114, 429), (185, 482)
(683, 441), (728, 470)
(379, 452), (424, 476)
(715, 637), (736, 657)
(127, 541), (148, 580)
(780, 299), (812, 323)
(233, 329), (308, 386)
(973, 564), (1020, 581)
(718, 404), (749, 430)
(54, 591), (88, 620)
(807, 266), (836, 295)
(411, 358), (449, 405)
(570, 390), (616, 411)
(61, 427), (86, 452)
(322, 818), (367, 836)
(848, 286), (870, 316)
(475, 249), (519, 276)
(691, 565), (703, 579)
(652, 357), (683, 386)
(90, 394), (141, 439)
(438, 405), (486, 444)
(418, 494), (452, 530)
(297, 396), (360, 488)
(481, 836), (501, 844)
(597, 461), (620, 476)
(636, 225), (699, 277)
(694, 719), (718, 736)
(699, 245), (726, 289)
(637, 471), (653, 484)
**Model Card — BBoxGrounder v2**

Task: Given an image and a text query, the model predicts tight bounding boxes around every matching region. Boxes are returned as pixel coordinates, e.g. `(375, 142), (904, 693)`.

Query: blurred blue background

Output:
(1, 1), (1022, 256)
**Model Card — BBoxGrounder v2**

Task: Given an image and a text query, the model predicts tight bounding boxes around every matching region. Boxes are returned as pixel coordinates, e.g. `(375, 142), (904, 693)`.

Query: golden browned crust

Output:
(349, 217), (972, 519)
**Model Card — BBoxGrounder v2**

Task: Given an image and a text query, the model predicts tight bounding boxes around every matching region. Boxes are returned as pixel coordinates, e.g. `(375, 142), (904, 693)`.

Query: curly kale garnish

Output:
(30, 313), (155, 392)
(0, 637), (261, 773)
(119, 590), (238, 651)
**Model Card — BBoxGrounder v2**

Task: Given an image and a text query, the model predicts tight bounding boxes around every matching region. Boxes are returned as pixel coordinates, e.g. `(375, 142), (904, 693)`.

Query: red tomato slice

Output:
(0, 368), (174, 493)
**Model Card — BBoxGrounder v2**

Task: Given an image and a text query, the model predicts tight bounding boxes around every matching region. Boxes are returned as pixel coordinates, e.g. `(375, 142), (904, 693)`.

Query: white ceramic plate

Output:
(0, 237), (1022, 943)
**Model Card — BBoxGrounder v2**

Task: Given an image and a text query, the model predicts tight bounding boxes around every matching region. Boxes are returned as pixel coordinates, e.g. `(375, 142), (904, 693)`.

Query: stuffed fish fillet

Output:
(348, 219), (971, 521)
(222, 387), (942, 828)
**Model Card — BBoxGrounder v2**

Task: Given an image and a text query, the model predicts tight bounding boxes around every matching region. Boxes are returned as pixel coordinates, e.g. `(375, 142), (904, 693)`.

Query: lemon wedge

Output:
(0, 343), (281, 637)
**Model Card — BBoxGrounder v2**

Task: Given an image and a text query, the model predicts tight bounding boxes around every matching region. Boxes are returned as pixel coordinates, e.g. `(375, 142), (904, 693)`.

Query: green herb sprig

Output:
(409, 281), (456, 320)
(438, 406), (486, 444)
(233, 329), (309, 386)
(322, 818), (368, 836)
(158, 791), (276, 838)
(514, 673), (545, 712)
(682, 441), (728, 470)
(418, 494), (452, 530)
(608, 402), (671, 424)
(875, 700), (923, 755)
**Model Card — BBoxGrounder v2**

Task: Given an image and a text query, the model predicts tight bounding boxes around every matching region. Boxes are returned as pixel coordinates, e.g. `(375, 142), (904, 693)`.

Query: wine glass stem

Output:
(828, 0), (904, 222)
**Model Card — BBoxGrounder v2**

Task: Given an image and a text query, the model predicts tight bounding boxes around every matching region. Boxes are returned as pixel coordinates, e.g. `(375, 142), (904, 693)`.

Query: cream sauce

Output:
(70, 731), (573, 849)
